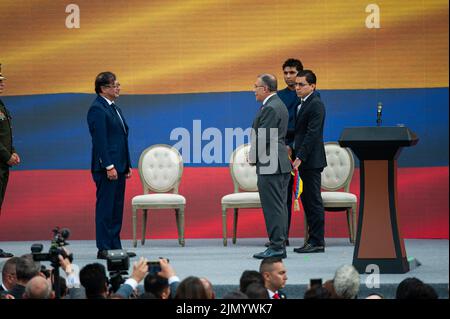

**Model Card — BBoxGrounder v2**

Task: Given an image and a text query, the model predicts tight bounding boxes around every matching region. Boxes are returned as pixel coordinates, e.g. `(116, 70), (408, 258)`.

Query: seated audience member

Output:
(222, 290), (249, 299)
(23, 276), (54, 299)
(7, 255), (40, 299)
(259, 257), (288, 299)
(303, 285), (331, 299)
(143, 274), (170, 299)
(332, 264), (360, 299)
(244, 282), (270, 299)
(396, 277), (438, 299)
(175, 276), (208, 299)
(239, 270), (265, 293)
(1, 257), (19, 292)
(200, 277), (215, 299)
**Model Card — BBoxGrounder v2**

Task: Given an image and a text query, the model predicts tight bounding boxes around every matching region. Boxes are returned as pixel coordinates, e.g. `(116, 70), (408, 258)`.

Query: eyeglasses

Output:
(294, 82), (309, 87)
(104, 83), (121, 89)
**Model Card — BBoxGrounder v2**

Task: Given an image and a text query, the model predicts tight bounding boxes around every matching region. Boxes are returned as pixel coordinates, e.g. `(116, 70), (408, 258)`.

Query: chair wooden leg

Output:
(222, 206), (227, 246)
(179, 207), (185, 247)
(352, 204), (357, 244)
(175, 208), (182, 245)
(132, 206), (137, 248)
(233, 208), (238, 245)
(141, 209), (148, 245)
(346, 208), (353, 244)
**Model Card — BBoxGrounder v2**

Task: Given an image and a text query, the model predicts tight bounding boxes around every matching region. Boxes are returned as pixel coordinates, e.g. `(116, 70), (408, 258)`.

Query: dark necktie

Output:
(111, 103), (126, 133)
(296, 99), (304, 116)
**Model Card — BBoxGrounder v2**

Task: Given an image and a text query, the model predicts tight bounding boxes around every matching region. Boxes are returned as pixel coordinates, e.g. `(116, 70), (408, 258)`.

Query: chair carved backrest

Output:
(321, 142), (355, 192)
(229, 144), (258, 193)
(138, 144), (183, 194)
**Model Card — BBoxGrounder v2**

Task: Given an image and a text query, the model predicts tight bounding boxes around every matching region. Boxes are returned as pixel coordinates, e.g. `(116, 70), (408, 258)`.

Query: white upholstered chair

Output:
(221, 144), (261, 246)
(131, 144), (185, 247)
(304, 142), (357, 244)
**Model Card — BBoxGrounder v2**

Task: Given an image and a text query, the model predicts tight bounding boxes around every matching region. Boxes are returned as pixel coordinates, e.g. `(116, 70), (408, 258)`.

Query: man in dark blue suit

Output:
(87, 72), (135, 259)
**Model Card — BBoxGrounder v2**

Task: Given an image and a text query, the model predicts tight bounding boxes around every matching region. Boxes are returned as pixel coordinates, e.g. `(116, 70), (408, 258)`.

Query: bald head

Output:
(24, 276), (53, 299)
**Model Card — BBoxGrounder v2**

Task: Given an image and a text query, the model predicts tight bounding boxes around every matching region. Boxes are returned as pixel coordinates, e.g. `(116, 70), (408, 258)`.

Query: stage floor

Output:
(1, 238), (448, 298)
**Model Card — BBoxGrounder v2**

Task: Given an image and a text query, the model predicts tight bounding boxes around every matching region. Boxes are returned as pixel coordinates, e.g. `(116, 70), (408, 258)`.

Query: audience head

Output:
(144, 274), (170, 299)
(366, 293), (384, 299)
(239, 270), (264, 293)
(23, 276), (54, 299)
(222, 290), (249, 299)
(175, 276), (208, 299)
(396, 277), (438, 299)
(322, 280), (342, 299)
(15, 255), (41, 285)
(244, 282), (270, 299)
(79, 263), (108, 299)
(200, 277), (215, 299)
(259, 257), (287, 292)
(303, 285), (331, 299)
(333, 264), (360, 299)
(1, 256), (19, 290)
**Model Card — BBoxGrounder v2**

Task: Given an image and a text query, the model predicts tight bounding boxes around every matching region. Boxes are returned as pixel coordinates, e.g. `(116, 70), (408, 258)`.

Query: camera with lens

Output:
(31, 227), (73, 267)
(106, 250), (130, 293)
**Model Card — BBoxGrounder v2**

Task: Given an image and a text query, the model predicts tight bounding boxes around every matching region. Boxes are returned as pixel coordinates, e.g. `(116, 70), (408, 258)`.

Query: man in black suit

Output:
(0, 65), (20, 258)
(259, 257), (288, 299)
(292, 70), (327, 253)
(249, 74), (292, 259)
(87, 72), (135, 259)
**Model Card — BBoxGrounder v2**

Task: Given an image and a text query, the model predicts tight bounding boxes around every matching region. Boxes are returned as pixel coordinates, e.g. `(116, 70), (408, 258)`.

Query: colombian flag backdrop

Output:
(0, 0), (448, 240)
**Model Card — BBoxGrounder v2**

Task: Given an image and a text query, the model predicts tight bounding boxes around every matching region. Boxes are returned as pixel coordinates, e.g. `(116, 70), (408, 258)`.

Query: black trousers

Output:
(299, 167), (324, 246)
(0, 166), (9, 210)
(286, 173), (294, 237)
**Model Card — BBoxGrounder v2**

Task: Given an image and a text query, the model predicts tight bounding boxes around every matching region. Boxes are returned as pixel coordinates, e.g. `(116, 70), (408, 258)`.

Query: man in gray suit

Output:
(249, 74), (292, 259)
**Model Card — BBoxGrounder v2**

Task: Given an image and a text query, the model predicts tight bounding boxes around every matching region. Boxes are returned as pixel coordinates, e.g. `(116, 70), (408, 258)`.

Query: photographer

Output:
(79, 257), (148, 299)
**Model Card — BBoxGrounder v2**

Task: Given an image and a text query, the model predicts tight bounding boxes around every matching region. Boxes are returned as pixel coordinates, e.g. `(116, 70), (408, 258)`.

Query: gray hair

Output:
(258, 74), (277, 92)
(333, 265), (360, 299)
(24, 276), (52, 299)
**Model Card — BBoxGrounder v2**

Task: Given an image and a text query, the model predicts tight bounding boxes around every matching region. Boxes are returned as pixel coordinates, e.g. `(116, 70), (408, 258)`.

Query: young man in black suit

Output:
(292, 70), (327, 253)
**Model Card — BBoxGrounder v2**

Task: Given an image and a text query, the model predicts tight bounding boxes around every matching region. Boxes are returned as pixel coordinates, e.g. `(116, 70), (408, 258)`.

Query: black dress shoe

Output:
(127, 251), (136, 258)
(265, 239), (290, 247)
(293, 243), (324, 254)
(0, 249), (13, 258)
(97, 250), (108, 259)
(253, 248), (287, 259)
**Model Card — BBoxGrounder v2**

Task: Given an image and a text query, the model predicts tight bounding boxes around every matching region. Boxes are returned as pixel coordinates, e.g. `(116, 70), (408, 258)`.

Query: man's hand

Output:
(107, 168), (118, 180)
(158, 258), (176, 279)
(130, 257), (148, 283)
(292, 158), (302, 170)
(7, 153), (20, 166)
(286, 146), (292, 158)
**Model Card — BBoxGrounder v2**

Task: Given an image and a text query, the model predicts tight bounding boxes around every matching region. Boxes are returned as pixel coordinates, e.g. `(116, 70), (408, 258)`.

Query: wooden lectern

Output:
(339, 127), (419, 273)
